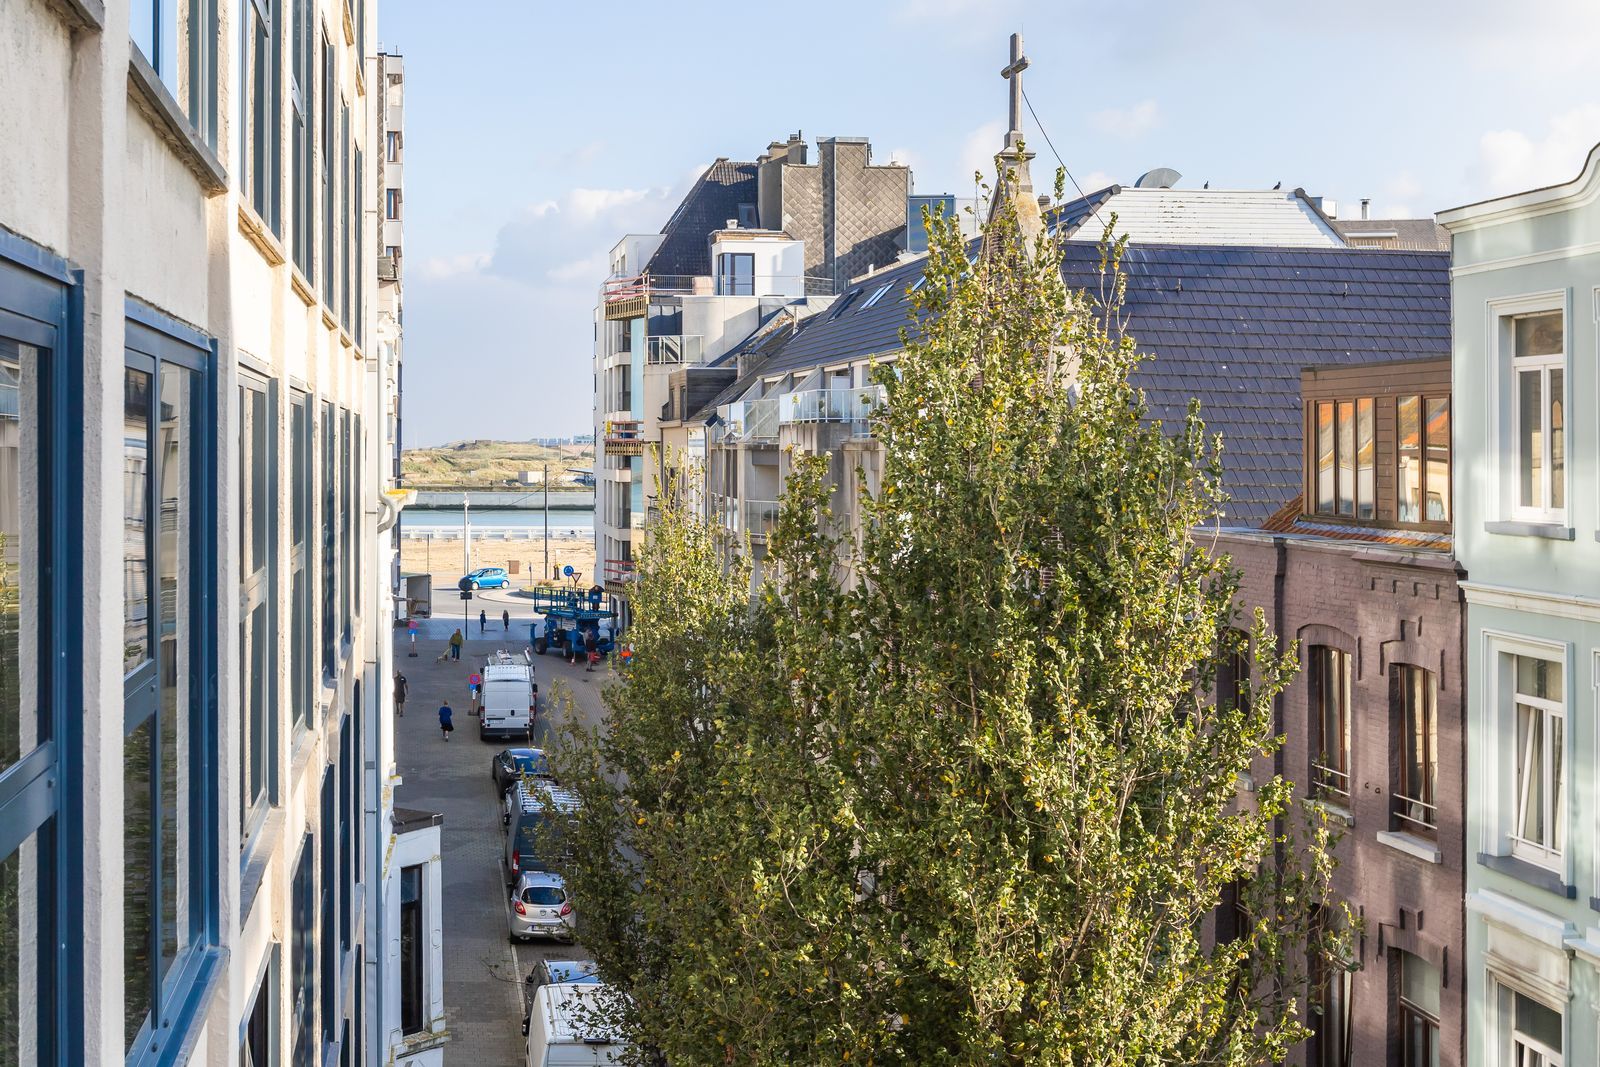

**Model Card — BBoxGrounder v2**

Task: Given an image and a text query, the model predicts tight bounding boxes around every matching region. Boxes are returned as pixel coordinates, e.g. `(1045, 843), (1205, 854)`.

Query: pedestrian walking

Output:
(502, 608), (510, 631)
(393, 670), (408, 717)
(479, 608), (487, 634)
(449, 628), (463, 661)
(438, 700), (454, 741)
(583, 628), (598, 672)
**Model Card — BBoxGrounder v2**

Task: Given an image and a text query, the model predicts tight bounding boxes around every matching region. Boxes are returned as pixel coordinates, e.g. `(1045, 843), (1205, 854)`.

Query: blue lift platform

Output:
(528, 585), (618, 660)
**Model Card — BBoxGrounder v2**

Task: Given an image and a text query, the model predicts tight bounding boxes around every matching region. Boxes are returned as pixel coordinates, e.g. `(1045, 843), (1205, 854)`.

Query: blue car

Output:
(461, 566), (510, 590)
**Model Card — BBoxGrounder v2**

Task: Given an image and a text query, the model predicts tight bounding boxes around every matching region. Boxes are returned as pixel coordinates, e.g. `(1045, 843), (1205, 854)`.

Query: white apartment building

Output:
(0, 1), (440, 1065)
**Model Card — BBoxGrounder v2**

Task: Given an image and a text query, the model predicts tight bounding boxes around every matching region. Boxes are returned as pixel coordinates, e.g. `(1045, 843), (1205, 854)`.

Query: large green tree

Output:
(557, 173), (1343, 1065)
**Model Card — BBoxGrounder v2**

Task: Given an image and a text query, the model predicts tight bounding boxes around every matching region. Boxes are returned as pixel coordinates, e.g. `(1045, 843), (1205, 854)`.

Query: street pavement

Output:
(393, 582), (612, 1066)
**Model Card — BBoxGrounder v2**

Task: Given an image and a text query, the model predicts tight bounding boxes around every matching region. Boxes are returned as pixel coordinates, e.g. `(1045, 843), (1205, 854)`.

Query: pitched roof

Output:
(1329, 218), (1451, 251)
(644, 160), (759, 279)
(1055, 188), (1346, 248)
(713, 242), (1451, 527)
(1259, 495), (1452, 549)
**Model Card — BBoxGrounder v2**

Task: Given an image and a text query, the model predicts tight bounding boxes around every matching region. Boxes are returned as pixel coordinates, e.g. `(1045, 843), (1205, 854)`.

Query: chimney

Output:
(785, 131), (807, 165)
(764, 140), (788, 164)
(1361, 198), (1371, 220)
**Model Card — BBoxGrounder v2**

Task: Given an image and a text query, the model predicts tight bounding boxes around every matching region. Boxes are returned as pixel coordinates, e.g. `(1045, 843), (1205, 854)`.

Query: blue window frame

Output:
(122, 301), (221, 1065)
(0, 231), (85, 1067)
(319, 766), (336, 1050)
(290, 835), (314, 1065)
(130, 0), (221, 149)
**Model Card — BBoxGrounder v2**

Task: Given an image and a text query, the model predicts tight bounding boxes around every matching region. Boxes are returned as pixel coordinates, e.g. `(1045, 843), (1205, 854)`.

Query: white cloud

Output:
(958, 120), (1007, 188)
(413, 251), (490, 281)
(566, 186), (663, 224)
(1090, 100), (1160, 140)
(546, 251), (610, 284)
(1477, 105), (1600, 198)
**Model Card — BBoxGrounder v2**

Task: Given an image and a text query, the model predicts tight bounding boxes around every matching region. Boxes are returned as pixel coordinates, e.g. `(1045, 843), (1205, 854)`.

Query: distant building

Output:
(1441, 145), (1600, 1067)
(593, 134), (910, 608)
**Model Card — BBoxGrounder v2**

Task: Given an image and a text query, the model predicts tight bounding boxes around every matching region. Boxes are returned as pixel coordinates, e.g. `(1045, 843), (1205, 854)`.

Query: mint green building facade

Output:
(1441, 146), (1600, 1067)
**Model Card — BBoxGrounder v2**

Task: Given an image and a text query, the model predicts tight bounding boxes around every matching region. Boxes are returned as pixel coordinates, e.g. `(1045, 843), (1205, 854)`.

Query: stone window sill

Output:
(44, 0), (103, 30)
(1305, 798), (1355, 827)
(237, 203), (286, 267)
(239, 806), (285, 920)
(1485, 520), (1575, 541)
(1477, 851), (1577, 899)
(126, 48), (226, 195)
(1377, 830), (1441, 864)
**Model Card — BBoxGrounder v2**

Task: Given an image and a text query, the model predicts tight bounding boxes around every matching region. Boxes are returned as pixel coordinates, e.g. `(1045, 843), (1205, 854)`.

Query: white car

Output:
(509, 870), (575, 942)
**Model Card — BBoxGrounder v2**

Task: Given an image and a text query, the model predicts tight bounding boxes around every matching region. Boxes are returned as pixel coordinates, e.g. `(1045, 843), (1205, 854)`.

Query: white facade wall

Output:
(0, 1), (432, 1065)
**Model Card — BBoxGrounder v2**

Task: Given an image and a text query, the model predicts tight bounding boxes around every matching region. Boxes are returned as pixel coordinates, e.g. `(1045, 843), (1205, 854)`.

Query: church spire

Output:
(983, 32), (1044, 259)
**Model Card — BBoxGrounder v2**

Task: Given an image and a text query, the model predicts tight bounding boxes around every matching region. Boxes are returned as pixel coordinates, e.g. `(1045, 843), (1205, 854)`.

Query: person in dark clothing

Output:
(479, 608), (487, 634)
(583, 628), (598, 672)
(438, 701), (454, 741)
(393, 671), (408, 717)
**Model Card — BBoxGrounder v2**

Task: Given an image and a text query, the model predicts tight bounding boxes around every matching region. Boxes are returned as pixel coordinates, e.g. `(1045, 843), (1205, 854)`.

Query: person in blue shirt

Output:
(438, 700), (454, 741)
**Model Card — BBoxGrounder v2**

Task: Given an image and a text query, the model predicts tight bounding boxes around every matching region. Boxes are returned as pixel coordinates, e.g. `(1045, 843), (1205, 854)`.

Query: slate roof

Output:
(708, 242), (1451, 527)
(1052, 188), (1345, 247)
(644, 160), (759, 279)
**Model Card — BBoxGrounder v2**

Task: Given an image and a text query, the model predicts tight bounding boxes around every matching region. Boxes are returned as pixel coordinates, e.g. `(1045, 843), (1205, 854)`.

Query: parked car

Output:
(505, 781), (581, 884)
(478, 650), (538, 741)
(521, 960), (600, 1037)
(509, 870), (575, 942)
(525, 981), (629, 1067)
(492, 747), (553, 795)
(461, 566), (510, 590)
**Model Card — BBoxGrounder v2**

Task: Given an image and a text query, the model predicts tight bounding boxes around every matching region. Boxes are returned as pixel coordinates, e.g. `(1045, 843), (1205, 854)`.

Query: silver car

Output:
(509, 870), (575, 942)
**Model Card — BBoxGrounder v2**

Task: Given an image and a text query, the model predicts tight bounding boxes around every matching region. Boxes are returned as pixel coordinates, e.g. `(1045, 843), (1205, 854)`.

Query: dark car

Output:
(490, 747), (553, 794)
(522, 958), (600, 1036)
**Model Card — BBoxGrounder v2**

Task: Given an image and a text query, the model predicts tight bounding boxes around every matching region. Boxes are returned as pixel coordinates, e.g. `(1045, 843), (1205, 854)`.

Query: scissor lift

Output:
(528, 585), (617, 659)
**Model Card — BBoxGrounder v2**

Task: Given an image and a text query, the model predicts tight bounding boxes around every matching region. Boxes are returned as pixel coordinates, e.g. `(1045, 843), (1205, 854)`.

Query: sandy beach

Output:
(398, 533), (597, 587)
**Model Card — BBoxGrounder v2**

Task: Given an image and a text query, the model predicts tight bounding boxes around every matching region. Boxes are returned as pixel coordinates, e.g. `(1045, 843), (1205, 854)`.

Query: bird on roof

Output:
(1272, 181), (1282, 190)
(1203, 181), (1209, 189)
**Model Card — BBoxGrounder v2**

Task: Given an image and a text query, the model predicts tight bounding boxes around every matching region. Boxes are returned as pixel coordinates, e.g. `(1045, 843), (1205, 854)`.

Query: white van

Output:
(526, 981), (629, 1067)
(479, 649), (537, 741)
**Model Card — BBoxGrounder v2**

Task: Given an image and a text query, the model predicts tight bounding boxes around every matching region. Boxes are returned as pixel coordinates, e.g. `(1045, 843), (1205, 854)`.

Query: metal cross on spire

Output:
(1001, 32), (1029, 146)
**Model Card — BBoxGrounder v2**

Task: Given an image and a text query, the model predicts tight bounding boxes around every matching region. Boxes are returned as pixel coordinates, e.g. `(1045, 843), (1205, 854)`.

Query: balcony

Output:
(647, 335), (702, 365)
(716, 398), (778, 444)
(603, 558), (636, 584)
(604, 419), (644, 456)
(779, 385), (884, 436)
(602, 272), (697, 321)
(709, 496), (779, 540)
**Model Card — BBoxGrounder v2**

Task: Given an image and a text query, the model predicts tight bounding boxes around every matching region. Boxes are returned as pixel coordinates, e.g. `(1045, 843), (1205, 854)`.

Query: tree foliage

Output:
(556, 171), (1344, 1066)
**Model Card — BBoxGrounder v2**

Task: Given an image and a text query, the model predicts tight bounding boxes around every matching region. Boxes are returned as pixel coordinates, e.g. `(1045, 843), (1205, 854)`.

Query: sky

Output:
(383, 0), (1600, 447)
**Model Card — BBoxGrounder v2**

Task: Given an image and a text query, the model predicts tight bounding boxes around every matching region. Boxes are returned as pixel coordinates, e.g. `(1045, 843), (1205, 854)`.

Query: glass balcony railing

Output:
(744, 499), (780, 539)
(778, 385), (884, 433)
(647, 335), (702, 365)
(716, 398), (778, 443)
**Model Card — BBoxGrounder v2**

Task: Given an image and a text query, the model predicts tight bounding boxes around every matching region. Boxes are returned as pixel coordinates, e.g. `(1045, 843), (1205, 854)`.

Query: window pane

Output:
(1312, 403), (1337, 515)
(400, 865), (423, 1033)
(0, 341), (39, 775)
(1518, 369), (1542, 509)
(124, 368), (152, 672)
(0, 834), (44, 1065)
(1517, 703), (1544, 845)
(1397, 395), (1420, 523)
(1515, 312), (1562, 357)
(157, 363), (196, 982)
(1401, 952), (1440, 1017)
(1398, 666), (1437, 834)
(1516, 656), (1562, 702)
(1336, 401), (1354, 515)
(1424, 398), (1449, 522)
(1514, 992), (1563, 1052)
(1548, 368), (1563, 510)
(124, 716), (155, 1051)
(1355, 398), (1374, 520)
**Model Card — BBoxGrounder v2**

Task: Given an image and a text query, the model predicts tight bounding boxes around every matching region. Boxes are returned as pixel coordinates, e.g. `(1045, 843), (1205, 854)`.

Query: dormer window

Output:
(1397, 395), (1450, 523)
(1313, 397), (1374, 520)
(716, 253), (754, 296)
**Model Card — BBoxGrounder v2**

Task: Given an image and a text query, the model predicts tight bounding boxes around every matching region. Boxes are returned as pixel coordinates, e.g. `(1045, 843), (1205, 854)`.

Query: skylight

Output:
(860, 283), (894, 310)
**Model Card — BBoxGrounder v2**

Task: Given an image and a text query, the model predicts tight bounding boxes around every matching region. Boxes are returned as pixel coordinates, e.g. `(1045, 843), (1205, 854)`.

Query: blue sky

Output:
(384, 0), (1600, 446)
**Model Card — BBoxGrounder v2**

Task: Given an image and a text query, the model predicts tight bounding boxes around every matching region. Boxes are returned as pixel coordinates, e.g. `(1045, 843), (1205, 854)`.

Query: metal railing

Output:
(603, 419), (643, 455)
(603, 558), (636, 583)
(1311, 761), (1350, 805)
(1390, 792), (1437, 837)
(646, 335), (703, 365)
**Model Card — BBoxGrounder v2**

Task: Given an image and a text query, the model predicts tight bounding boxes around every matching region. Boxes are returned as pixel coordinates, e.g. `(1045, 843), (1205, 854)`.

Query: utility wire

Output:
(1021, 85), (1108, 234)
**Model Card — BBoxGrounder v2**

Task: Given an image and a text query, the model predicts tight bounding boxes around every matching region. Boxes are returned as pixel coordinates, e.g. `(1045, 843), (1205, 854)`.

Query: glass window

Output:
(341, 104), (351, 329)
(291, 837), (315, 1064)
(1510, 654), (1564, 866)
(1398, 952), (1439, 1067)
(321, 400), (336, 676)
(1336, 400), (1355, 516)
(124, 368), (152, 673)
(291, 392), (311, 729)
(1511, 311), (1565, 521)
(1398, 395), (1421, 523)
(1354, 398), (1374, 520)
(386, 130), (401, 162)
(320, 767), (337, 1047)
(1398, 395), (1450, 525)
(123, 332), (211, 1057)
(289, 0), (313, 276)
(1313, 933), (1351, 1067)
(386, 188), (400, 220)
(130, 0), (220, 147)
(1393, 665), (1437, 838)
(1424, 398), (1450, 522)
(717, 252), (755, 296)
(340, 408), (351, 639)
(241, 946), (278, 1066)
(400, 865), (424, 1034)
(240, 376), (277, 844)
(321, 33), (337, 310)
(241, 0), (281, 234)
(1311, 646), (1351, 805)
(339, 716), (352, 952)
(1498, 981), (1563, 1067)
(1315, 401), (1334, 514)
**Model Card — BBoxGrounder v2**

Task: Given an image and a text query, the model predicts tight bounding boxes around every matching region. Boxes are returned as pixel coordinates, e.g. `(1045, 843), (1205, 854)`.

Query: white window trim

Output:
(1481, 630), (1571, 876)
(1486, 290), (1570, 527)
(1489, 973), (1566, 1067)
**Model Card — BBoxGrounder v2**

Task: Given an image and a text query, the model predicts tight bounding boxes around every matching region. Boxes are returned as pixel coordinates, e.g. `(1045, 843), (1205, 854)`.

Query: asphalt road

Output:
(393, 584), (612, 1066)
